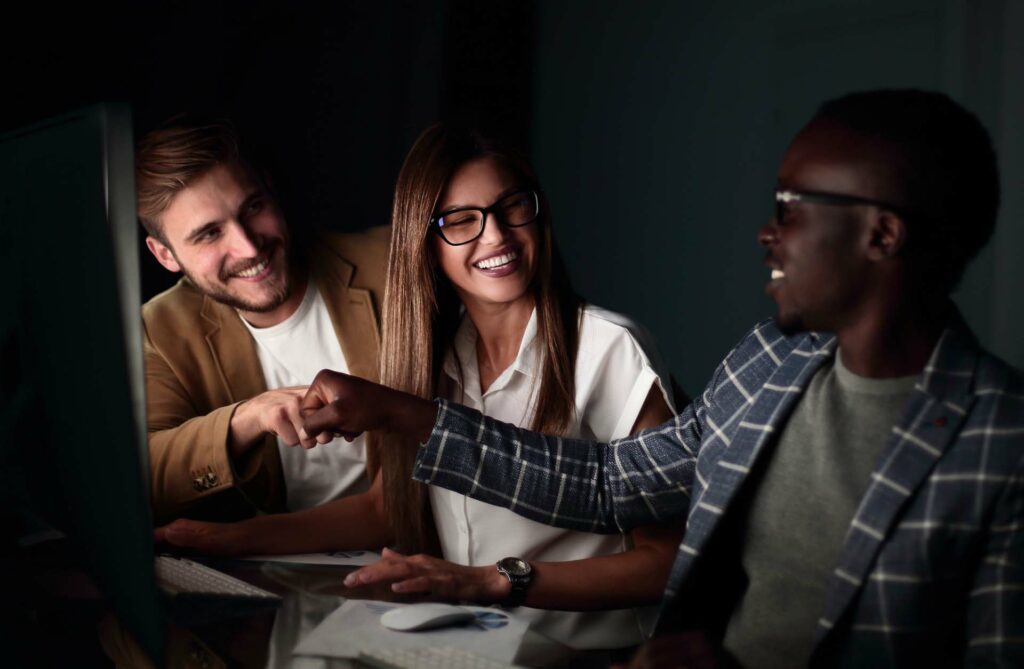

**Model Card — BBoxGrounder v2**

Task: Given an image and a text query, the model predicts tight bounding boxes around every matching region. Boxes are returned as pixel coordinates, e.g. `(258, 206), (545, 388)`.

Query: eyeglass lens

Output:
(437, 191), (538, 245)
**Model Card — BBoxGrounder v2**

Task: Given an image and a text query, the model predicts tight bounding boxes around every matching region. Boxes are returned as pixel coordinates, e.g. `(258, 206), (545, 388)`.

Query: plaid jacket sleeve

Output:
(413, 386), (711, 534)
(965, 454), (1024, 665)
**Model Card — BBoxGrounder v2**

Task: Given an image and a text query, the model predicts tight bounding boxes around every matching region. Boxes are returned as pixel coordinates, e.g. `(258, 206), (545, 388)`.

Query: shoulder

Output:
(575, 304), (669, 386)
(717, 318), (819, 371)
(315, 226), (391, 295)
(141, 277), (206, 334)
(577, 305), (655, 352)
(697, 319), (822, 412)
(318, 226), (391, 264)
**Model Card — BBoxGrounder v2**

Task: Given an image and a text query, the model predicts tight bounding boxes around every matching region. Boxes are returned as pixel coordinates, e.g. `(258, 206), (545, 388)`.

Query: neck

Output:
(833, 291), (948, 378)
(462, 295), (535, 390)
(238, 271), (309, 329)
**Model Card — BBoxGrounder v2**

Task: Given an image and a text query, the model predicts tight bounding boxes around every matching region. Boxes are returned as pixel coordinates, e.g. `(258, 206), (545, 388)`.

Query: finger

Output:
(300, 383), (333, 416)
(392, 575), (434, 595)
(156, 521), (201, 547)
(288, 404), (318, 449)
(303, 402), (347, 438)
(349, 560), (418, 587)
(274, 417), (302, 446)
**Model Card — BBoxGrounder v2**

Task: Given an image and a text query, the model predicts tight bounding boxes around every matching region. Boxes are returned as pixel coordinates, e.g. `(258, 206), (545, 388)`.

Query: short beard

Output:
(176, 253), (293, 314)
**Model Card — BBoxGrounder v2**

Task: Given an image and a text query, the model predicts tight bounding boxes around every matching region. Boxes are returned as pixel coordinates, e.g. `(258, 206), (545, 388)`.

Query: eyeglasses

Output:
(430, 190), (540, 246)
(774, 188), (911, 223)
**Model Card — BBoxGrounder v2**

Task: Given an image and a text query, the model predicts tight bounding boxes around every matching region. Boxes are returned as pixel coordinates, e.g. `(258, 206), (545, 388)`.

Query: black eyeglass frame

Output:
(774, 188), (916, 223)
(429, 189), (540, 246)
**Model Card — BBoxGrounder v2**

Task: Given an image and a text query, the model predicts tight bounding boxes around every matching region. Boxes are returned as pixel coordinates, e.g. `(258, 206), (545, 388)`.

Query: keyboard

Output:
(155, 555), (281, 601)
(357, 647), (519, 669)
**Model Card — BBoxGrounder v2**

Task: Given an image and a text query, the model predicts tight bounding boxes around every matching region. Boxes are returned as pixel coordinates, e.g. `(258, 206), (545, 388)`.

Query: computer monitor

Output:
(0, 104), (165, 663)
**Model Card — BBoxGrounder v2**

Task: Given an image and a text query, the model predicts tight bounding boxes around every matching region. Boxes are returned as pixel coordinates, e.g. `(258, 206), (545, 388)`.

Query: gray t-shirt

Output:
(723, 351), (917, 668)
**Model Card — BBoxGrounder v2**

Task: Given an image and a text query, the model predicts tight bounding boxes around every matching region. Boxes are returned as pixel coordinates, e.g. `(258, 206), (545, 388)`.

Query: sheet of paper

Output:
(293, 599), (528, 664)
(239, 550), (380, 567)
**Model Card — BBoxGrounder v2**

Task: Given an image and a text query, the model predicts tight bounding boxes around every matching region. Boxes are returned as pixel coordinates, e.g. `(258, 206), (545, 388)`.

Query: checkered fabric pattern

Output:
(414, 318), (1024, 666)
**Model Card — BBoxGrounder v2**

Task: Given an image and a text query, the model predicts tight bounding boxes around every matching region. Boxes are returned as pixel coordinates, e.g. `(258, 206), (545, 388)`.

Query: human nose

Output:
(757, 217), (777, 248)
(225, 220), (260, 257)
(477, 211), (510, 245)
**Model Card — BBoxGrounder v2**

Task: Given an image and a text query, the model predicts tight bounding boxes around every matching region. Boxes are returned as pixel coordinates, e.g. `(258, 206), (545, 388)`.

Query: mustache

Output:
(220, 242), (278, 281)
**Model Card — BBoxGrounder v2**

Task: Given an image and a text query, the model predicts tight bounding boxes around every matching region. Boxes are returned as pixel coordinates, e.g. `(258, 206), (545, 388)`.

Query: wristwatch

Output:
(496, 556), (533, 607)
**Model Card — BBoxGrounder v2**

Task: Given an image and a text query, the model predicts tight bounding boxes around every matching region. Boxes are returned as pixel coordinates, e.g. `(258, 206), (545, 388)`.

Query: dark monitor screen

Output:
(0, 103), (165, 663)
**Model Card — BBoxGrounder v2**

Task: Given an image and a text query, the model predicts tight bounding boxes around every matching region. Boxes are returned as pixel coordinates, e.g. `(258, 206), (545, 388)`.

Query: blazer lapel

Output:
(311, 239), (382, 383)
(813, 326), (978, 648)
(689, 333), (837, 556)
(200, 296), (267, 402)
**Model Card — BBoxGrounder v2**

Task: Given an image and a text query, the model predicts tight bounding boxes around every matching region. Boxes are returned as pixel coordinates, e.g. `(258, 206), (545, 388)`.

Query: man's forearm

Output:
(385, 391), (437, 443)
(413, 400), (697, 534)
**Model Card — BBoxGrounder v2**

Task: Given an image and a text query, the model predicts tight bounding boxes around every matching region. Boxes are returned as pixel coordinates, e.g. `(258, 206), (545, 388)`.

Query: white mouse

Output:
(379, 603), (476, 632)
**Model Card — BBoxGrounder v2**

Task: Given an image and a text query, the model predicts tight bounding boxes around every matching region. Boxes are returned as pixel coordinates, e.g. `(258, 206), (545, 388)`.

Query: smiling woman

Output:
(354, 123), (682, 649)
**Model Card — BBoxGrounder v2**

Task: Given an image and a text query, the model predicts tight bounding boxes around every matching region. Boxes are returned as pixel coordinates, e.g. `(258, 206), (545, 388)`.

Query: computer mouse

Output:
(379, 603), (477, 632)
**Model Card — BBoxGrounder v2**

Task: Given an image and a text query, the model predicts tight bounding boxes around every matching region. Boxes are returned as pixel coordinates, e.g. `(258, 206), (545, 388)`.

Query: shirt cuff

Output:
(413, 398), (452, 484)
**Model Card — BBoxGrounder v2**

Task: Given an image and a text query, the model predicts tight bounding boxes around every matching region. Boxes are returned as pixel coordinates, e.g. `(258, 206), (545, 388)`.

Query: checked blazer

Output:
(413, 318), (1024, 666)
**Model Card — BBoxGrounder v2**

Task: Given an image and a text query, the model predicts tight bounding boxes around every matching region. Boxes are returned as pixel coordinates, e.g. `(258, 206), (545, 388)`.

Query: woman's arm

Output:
(346, 385), (683, 609)
(525, 384), (680, 608)
(345, 519), (681, 610)
(154, 472), (393, 556)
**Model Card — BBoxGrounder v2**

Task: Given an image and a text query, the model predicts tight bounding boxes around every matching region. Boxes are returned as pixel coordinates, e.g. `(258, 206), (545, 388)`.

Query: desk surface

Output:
(99, 557), (599, 669)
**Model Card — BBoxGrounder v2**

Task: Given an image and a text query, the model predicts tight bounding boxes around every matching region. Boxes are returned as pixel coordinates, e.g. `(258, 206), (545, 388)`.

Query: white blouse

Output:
(429, 305), (675, 649)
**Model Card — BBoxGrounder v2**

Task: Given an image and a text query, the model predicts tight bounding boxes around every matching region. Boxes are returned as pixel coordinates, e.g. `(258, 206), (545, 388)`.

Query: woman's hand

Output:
(342, 548), (511, 605)
(300, 371), (438, 443)
(154, 518), (259, 557)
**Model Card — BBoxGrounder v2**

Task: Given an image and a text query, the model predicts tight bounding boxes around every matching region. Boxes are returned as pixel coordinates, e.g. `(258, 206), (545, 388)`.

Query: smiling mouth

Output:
(230, 256), (269, 279)
(474, 249), (519, 270)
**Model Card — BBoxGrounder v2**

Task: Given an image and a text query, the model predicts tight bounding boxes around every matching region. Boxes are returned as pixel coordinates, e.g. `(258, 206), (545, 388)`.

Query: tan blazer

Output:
(141, 227), (390, 524)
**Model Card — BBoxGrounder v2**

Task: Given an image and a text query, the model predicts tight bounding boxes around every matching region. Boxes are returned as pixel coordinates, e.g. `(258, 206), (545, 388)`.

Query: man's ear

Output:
(145, 235), (182, 273)
(865, 210), (908, 262)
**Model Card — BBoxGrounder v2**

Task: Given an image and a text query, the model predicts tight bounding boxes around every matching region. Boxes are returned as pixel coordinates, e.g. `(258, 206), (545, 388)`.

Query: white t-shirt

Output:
(429, 305), (675, 649)
(241, 282), (369, 511)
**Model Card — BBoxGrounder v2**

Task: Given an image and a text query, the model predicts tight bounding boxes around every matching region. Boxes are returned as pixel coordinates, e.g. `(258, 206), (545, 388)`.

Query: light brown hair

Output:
(135, 119), (243, 242)
(373, 123), (581, 554)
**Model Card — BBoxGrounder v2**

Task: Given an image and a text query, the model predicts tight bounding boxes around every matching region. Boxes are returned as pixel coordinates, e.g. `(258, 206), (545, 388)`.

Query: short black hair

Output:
(814, 90), (1000, 294)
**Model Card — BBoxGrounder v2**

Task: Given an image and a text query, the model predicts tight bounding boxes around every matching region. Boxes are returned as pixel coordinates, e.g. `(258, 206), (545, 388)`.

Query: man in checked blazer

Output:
(302, 90), (1021, 667)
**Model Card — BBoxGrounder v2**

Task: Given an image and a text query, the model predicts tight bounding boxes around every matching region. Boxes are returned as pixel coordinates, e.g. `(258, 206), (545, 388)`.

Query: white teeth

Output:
(771, 269), (785, 280)
(235, 258), (268, 278)
(475, 250), (518, 270)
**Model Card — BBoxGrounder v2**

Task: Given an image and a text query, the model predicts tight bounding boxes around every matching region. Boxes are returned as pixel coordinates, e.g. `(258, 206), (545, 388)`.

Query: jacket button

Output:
(192, 478), (205, 491)
(205, 472), (218, 487)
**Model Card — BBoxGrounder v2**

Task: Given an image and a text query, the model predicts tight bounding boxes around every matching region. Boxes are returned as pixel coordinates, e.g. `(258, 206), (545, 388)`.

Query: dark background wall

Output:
(4, 0), (1022, 395)
(532, 0), (1024, 392)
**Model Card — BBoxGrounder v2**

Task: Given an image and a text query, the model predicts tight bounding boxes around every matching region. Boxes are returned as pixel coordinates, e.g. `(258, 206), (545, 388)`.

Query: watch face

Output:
(499, 557), (530, 577)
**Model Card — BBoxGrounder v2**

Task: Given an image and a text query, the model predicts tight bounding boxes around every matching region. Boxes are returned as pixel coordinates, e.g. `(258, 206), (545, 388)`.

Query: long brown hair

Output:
(372, 123), (581, 554)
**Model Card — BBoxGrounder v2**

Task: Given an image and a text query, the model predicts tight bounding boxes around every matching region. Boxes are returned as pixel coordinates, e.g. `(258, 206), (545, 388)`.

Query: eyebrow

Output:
(439, 186), (523, 215)
(183, 191), (262, 244)
(184, 220), (221, 244)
